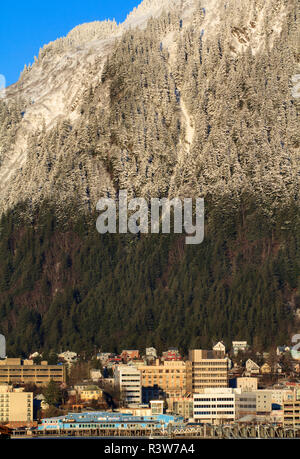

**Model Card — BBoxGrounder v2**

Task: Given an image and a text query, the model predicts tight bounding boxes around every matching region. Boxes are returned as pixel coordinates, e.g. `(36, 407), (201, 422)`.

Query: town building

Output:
(121, 350), (140, 362)
(193, 388), (256, 424)
(74, 383), (92, 393)
(114, 365), (142, 406)
(212, 342), (226, 356)
(0, 358), (66, 386)
(0, 384), (33, 425)
(38, 411), (185, 433)
(138, 359), (189, 403)
(188, 350), (228, 393)
(245, 359), (260, 376)
(260, 363), (272, 374)
(77, 386), (103, 402)
(283, 392), (300, 428)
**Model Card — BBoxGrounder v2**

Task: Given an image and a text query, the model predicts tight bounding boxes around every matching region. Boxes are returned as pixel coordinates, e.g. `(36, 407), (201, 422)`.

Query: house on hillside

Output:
(261, 363), (272, 374)
(245, 359), (260, 376)
(213, 341), (226, 355)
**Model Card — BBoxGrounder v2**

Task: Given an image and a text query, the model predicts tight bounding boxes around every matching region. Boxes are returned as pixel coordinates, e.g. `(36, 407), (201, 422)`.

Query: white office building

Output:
(114, 365), (142, 406)
(193, 388), (256, 424)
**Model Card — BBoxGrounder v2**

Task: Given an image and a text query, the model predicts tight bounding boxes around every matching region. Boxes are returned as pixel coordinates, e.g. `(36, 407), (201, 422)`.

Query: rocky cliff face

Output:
(0, 0), (298, 217)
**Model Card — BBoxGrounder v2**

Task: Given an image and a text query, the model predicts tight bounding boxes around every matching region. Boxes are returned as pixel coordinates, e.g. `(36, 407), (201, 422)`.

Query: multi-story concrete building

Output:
(0, 384), (33, 424)
(0, 358), (66, 386)
(114, 365), (142, 406)
(138, 360), (190, 403)
(252, 388), (295, 413)
(188, 350), (228, 393)
(193, 388), (256, 424)
(283, 392), (300, 428)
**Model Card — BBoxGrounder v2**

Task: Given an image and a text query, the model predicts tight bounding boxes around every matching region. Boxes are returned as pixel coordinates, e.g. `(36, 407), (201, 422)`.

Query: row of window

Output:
(142, 370), (185, 374)
(192, 362), (227, 366)
(194, 398), (233, 402)
(194, 405), (234, 409)
(194, 411), (234, 416)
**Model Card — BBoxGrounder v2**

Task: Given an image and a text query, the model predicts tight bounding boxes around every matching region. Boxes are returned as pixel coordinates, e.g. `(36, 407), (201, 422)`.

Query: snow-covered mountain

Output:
(0, 0), (298, 215)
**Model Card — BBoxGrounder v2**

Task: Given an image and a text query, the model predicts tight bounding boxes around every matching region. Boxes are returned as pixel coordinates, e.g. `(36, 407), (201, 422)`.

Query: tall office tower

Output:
(188, 350), (228, 393)
(114, 365), (142, 406)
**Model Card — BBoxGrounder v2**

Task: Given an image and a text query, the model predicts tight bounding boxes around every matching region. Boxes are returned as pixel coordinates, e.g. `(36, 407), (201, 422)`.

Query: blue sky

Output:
(0, 0), (140, 86)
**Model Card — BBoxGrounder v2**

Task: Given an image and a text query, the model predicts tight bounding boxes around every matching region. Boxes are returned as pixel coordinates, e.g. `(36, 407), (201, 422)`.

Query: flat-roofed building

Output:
(138, 359), (190, 403)
(114, 365), (142, 406)
(0, 358), (66, 386)
(0, 384), (33, 424)
(193, 388), (256, 424)
(283, 392), (300, 428)
(189, 350), (228, 393)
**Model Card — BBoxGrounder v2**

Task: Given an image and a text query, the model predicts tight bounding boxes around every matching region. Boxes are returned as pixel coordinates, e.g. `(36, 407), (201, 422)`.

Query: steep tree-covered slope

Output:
(0, 197), (299, 356)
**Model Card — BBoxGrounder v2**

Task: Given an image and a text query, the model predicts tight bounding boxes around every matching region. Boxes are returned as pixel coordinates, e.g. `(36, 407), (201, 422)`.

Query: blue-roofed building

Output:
(38, 411), (185, 432)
